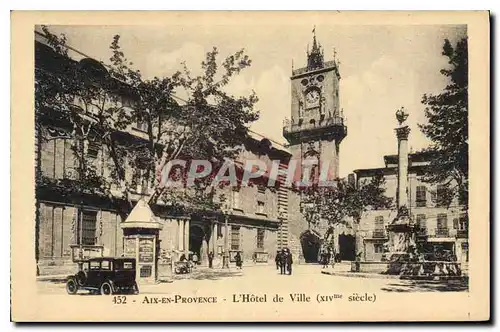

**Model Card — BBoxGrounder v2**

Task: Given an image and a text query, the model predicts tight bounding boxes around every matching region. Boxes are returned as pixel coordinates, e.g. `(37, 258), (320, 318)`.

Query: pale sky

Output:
(42, 24), (466, 177)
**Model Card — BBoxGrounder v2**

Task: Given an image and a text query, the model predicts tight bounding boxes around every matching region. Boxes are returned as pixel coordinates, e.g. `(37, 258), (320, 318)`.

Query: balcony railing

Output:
(416, 228), (428, 236)
(415, 200), (427, 208)
(283, 116), (345, 135)
(434, 228), (450, 237)
(372, 230), (387, 238)
(363, 230), (387, 239)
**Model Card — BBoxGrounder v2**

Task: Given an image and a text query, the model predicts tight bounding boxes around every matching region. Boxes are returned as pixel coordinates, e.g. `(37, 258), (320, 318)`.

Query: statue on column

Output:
(383, 107), (416, 261)
(396, 106), (409, 126)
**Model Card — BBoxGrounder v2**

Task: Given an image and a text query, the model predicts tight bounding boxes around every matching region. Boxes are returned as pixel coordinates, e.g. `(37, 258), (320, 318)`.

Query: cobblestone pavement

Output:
(37, 263), (468, 296)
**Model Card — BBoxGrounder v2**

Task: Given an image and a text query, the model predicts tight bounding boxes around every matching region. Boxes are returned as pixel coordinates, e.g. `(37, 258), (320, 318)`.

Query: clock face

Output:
(305, 90), (320, 106)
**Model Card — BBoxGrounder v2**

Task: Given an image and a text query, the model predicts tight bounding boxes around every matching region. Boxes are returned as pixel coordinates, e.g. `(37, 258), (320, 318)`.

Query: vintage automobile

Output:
(66, 257), (139, 295)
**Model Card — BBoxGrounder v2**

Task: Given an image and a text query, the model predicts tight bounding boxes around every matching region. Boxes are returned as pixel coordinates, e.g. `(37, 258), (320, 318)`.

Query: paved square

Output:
(37, 264), (468, 297)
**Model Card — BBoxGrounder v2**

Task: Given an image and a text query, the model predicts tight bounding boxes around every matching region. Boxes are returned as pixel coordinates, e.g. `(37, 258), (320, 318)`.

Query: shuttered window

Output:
(436, 185), (447, 207)
(77, 210), (97, 246)
(230, 226), (240, 250)
(416, 186), (426, 207)
(41, 137), (81, 179)
(256, 229), (265, 249)
(416, 214), (426, 229)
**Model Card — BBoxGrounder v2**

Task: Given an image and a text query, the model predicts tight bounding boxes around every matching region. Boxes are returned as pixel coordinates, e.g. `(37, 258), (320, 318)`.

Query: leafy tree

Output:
(419, 37), (468, 209)
(300, 174), (392, 242)
(35, 26), (259, 217)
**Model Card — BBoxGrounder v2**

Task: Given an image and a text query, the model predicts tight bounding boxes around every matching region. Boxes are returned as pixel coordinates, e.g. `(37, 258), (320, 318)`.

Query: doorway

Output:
(300, 230), (321, 263)
(189, 225), (204, 260)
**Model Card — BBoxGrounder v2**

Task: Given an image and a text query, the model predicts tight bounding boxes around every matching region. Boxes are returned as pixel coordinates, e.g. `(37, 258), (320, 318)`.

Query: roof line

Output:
(36, 30), (288, 150)
(35, 30), (113, 69)
(170, 93), (288, 150)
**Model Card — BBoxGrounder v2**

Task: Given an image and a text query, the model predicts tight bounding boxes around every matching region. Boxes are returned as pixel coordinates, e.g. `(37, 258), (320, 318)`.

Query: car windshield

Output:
(101, 260), (111, 270)
(89, 261), (100, 270)
(115, 260), (134, 269)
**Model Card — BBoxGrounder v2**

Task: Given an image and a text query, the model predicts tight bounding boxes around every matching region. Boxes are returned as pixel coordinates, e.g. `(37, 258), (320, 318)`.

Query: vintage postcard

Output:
(11, 11), (490, 322)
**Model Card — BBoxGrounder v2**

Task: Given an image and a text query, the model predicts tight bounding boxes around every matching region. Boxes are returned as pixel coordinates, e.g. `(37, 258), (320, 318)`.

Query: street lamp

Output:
(222, 201), (230, 269)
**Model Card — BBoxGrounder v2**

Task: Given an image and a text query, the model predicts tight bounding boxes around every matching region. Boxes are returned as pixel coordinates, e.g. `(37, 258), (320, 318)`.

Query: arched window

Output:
(303, 151), (320, 185)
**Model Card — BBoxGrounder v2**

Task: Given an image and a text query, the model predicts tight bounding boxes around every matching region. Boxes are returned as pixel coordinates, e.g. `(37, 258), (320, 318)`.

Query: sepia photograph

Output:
(11, 11), (490, 322)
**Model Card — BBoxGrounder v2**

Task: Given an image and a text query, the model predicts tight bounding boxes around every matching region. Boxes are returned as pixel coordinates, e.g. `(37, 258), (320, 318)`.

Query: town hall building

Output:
(283, 32), (351, 263)
(35, 28), (303, 277)
(35, 27), (466, 279)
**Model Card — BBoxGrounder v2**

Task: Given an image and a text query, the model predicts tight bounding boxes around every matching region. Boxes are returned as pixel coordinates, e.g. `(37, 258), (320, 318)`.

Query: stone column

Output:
(396, 126), (411, 210)
(223, 218), (230, 268)
(201, 236), (208, 263)
(384, 108), (414, 259)
(184, 219), (190, 257)
(212, 222), (218, 253)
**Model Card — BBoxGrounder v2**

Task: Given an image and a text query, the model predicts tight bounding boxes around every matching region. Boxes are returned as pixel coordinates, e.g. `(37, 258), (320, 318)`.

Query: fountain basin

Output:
(351, 260), (463, 280)
(351, 261), (390, 273)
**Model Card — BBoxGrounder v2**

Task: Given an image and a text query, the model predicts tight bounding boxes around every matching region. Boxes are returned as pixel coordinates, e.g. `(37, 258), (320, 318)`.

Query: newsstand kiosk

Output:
(121, 199), (163, 284)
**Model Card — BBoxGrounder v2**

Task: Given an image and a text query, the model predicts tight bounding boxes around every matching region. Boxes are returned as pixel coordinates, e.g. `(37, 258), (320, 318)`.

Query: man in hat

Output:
(279, 249), (287, 275)
(285, 248), (293, 275)
(275, 250), (281, 271)
(208, 251), (214, 269)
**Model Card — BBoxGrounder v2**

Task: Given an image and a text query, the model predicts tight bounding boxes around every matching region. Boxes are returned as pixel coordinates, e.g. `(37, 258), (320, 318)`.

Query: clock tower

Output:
(283, 31), (347, 183)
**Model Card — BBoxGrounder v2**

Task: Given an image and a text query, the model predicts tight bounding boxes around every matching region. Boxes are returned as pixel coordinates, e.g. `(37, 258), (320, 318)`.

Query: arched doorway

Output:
(189, 225), (204, 260)
(338, 234), (356, 261)
(300, 230), (321, 263)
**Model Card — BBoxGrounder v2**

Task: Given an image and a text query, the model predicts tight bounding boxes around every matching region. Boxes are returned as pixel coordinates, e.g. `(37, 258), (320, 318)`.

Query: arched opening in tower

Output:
(338, 234), (356, 261)
(189, 225), (204, 261)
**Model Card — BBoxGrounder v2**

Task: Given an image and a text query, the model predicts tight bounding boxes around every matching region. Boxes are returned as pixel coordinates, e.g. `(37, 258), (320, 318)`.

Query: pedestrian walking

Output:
(285, 249), (293, 275)
(187, 256), (194, 272)
(279, 249), (286, 275)
(320, 251), (326, 269)
(326, 250), (332, 268)
(275, 250), (281, 271)
(235, 252), (243, 269)
(208, 251), (214, 269)
(329, 251), (336, 269)
(192, 253), (199, 268)
(335, 252), (341, 263)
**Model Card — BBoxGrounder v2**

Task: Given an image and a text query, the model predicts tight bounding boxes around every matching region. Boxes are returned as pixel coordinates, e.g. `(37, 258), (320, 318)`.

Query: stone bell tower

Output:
(283, 30), (347, 184)
(283, 30), (348, 262)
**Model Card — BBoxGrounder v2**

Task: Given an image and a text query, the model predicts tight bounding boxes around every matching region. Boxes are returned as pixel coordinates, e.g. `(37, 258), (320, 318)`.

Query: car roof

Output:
(87, 257), (135, 262)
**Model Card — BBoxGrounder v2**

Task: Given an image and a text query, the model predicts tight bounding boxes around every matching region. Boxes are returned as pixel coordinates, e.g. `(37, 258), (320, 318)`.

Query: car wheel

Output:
(132, 281), (139, 295)
(100, 282), (113, 295)
(76, 271), (87, 286)
(66, 279), (78, 295)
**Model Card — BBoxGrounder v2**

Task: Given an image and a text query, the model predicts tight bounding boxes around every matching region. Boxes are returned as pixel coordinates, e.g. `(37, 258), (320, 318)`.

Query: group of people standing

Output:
(180, 251), (243, 269)
(319, 249), (341, 268)
(275, 248), (293, 275)
(177, 247), (344, 274)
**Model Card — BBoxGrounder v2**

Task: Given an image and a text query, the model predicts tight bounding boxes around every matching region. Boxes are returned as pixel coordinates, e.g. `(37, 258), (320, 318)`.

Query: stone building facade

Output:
(283, 32), (348, 263)
(154, 137), (293, 273)
(354, 151), (469, 266)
